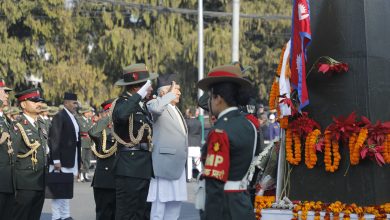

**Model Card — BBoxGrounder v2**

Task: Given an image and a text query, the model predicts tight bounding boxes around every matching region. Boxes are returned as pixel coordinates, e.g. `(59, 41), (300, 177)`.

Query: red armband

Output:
(203, 129), (230, 182)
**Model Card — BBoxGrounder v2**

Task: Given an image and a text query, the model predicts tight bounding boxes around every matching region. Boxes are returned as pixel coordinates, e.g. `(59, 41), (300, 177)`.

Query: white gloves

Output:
(137, 80), (152, 99)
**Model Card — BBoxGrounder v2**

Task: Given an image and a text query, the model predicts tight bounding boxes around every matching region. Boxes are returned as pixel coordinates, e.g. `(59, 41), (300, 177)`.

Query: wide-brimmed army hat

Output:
(78, 105), (92, 114)
(10, 107), (21, 115)
(115, 63), (158, 86)
(48, 106), (59, 116)
(197, 64), (252, 91)
(15, 88), (45, 103)
(40, 103), (50, 112)
(0, 78), (13, 92)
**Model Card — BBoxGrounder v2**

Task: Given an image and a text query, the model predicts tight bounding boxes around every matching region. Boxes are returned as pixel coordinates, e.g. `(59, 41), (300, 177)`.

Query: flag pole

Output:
(198, 0), (205, 142)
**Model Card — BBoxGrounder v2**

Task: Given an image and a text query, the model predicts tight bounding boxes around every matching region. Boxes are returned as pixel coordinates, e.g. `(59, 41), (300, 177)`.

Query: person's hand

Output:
(54, 162), (61, 171)
(137, 80), (152, 99)
(168, 81), (176, 93)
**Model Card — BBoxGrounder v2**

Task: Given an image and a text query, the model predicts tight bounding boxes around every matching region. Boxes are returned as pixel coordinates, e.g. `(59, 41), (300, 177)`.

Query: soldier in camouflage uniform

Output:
(0, 79), (16, 220)
(76, 105), (94, 182)
(89, 99), (116, 220)
(12, 88), (48, 220)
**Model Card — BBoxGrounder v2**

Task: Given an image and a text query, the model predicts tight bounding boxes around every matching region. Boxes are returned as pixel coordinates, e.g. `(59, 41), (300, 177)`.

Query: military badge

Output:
(203, 129), (230, 182)
(213, 142), (220, 152)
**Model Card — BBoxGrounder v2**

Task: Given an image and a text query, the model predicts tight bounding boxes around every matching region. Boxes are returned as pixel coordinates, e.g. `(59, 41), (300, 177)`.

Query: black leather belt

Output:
(119, 143), (149, 151)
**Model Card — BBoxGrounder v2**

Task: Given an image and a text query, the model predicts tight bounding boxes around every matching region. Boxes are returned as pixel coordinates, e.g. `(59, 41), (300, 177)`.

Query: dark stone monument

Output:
(288, 0), (390, 206)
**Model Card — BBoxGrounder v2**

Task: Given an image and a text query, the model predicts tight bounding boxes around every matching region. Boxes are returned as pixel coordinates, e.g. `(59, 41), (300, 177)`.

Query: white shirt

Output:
(64, 107), (79, 141)
(23, 113), (37, 127)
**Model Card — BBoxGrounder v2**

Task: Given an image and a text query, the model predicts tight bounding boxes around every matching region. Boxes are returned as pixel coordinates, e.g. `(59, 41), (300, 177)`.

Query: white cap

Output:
(269, 114), (275, 120)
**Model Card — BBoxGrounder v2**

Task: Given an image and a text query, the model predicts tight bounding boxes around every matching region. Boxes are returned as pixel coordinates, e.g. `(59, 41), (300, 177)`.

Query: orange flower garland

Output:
(348, 133), (357, 164)
(350, 128), (368, 165)
(324, 130), (341, 172)
(254, 196), (274, 220)
(286, 128), (301, 165)
(269, 79), (279, 111)
(279, 116), (289, 129)
(268, 45), (286, 114)
(305, 129), (321, 169)
(292, 201), (390, 220)
(383, 133), (390, 163)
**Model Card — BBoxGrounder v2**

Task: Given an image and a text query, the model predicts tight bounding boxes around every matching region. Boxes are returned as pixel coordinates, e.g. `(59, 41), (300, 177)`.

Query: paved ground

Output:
(40, 178), (200, 220)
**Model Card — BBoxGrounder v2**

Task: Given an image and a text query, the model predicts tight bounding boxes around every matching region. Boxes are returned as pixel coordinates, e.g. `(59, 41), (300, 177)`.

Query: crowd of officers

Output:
(0, 61), (265, 220)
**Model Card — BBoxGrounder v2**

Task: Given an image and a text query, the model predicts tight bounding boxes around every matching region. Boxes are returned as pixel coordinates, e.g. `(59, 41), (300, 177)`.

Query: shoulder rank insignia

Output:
(203, 129), (230, 182)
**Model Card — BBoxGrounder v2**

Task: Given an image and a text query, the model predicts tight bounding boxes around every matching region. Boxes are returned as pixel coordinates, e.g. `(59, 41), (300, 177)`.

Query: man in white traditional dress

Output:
(146, 74), (188, 220)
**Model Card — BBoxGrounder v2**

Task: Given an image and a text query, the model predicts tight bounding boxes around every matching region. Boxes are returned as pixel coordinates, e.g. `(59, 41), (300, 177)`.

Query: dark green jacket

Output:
(76, 116), (93, 149)
(111, 92), (153, 179)
(13, 115), (47, 191)
(0, 115), (17, 193)
(202, 109), (259, 220)
(89, 116), (116, 189)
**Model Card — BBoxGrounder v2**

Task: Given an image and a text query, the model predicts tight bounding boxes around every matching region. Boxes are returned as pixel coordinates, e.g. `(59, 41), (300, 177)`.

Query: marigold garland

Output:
(276, 45), (286, 77)
(269, 79), (279, 111)
(286, 128), (302, 165)
(291, 201), (390, 220)
(254, 196), (274, 220)
(305, 129), (321, 169)
(350, 128), (368, 165)
(279, 116), (289, 129)
(348, 133), (357, 163)
(324, 130), (341, 172)
(383, 133), (390, 163)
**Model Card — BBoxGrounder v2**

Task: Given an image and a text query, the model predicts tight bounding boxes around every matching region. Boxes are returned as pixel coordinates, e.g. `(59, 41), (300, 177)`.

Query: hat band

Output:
(208, 71), (239, 78)
(18, 91), (41, 101)
(0, 81), (5, 87)
(123, 71), (149, 82)
(103, 103), (112, 111)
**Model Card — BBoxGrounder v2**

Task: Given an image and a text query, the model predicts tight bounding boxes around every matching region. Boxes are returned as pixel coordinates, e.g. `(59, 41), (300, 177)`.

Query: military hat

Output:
(115, 63), (158, 86)
(48, 106), (59, 116)
(9, 107), (21, 115)
(78, 105), (92, 114)
(156, 73), (178, 89)
(15, 88), (45, 102)
(197, 64), (252, 91)
(3, 106), (10, 114)
(40, 103), (50, 112)
(101, 99), (115, 111)
(0, 78), (13, 92)
(64, 92), (77, 101)
(232, 61), (254, 75)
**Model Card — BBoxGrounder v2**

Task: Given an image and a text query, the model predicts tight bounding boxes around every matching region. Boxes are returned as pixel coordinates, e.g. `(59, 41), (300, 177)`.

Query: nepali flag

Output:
(290, 0), (312, 109)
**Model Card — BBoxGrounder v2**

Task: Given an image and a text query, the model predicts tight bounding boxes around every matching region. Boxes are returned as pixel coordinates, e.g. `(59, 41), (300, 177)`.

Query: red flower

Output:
(326, 112), (359, 141)
(313, 56), (349, 75)
(289, 112), (321, 137)
(318, 63), (330, 73)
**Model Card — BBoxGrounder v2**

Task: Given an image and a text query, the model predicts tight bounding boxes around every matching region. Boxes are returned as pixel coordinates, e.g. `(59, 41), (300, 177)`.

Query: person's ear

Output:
(20, 101), (26, 109)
